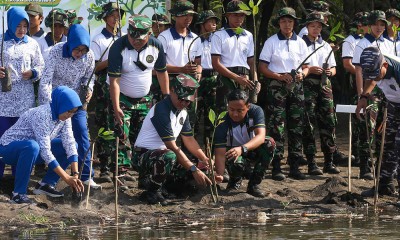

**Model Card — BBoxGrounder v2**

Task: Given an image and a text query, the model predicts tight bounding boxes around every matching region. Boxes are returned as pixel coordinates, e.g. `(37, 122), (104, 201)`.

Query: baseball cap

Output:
(360, 46), (384, 81)
(169, 1), (197, 17)
(225, 0), (251, 15)
(172, 74), (199, 101)
(128, 14), (152, 40)
(25, 3), (43, 16)
(196, 10), (220, 25)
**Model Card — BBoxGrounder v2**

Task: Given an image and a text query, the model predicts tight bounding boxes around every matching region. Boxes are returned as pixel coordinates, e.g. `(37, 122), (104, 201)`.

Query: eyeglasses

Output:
(128, 28), (149, 39)
(72, 47), (89, 55)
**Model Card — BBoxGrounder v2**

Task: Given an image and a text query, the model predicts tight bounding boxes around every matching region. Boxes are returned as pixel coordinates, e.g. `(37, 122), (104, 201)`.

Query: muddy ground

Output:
(0, 114), (399, 229)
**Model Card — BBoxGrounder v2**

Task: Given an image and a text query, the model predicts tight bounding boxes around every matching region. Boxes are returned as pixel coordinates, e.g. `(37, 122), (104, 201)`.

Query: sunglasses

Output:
(128, 28), (149, 39)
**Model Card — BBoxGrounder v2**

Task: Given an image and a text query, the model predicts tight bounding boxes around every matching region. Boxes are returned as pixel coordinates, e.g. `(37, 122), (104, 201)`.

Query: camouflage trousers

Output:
(150, 75), (163, 105)
(196, 75), (218, 144)
(379, 101), (400, 181)
(108, 93), (152, 168)
(264, 79), (304, 161)
(215, 75), (248, 115)
(93, 73), (112, 172)
(226, 136), (275, 184)
(302, 77), (337, 156)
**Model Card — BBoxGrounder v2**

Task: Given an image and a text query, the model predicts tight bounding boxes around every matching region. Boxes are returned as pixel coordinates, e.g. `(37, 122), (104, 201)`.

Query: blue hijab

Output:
(4, 7), (29, 43)
(62, 24), (90, 58)
(50, 86), (82, 121)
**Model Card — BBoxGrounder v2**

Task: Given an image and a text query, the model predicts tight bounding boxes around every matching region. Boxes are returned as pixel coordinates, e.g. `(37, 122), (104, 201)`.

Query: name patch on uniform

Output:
(179, 117), (184, 125)
(146, 55), (154, 63)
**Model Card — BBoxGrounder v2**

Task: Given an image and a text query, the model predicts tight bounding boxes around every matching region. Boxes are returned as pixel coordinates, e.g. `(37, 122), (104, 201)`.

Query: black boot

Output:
(247, 174), (265, 198)
(359, 158), (373, 180)
(332, 149), (349, 166)
(226, 176), (242, 191)
(306, 155), (323, 175)
(288, 157), (306, 180)
(298, 156), (308, 166)
(144, 182), (167, 206)
(361, 177), (396, 197)
(271, 159), (285, 181)
(323, 154), (340, 174)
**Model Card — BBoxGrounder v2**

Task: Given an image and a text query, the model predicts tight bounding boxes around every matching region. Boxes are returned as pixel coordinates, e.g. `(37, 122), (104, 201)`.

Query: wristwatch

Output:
(71, 171), (79, 177)
(241, 145), (248, 157)
(359, 94), (369, 100)
(190, 165), (198, 173)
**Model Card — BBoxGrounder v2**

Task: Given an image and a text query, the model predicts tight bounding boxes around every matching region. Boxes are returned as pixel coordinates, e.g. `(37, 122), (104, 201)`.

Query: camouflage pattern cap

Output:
(172, 74), (200, 101)
(65, 9), (83, 25)
(152, 13), (171, 25)
(169, 1), (197, 17)
(352, 11), (370, 27)
(368, 10), (390, 25)
(225, 0), (250, 15)
(128, 14), (152, 40)
(45, 8), (69, 28)
(95, 2), (125, 21)
(386, 8), (400, 20)
(305, 11), (328, 27)
(196, 10), (220, 25)
(276, 7), (300, 20)
(25, 3), (43, 16)
(307, 1), (332, 15)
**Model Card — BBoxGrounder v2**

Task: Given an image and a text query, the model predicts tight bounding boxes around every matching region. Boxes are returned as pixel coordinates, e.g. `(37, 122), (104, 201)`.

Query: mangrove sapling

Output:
(0, 3), (11, 92)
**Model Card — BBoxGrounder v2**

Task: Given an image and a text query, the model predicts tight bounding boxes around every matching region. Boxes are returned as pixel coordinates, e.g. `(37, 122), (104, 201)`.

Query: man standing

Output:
(134, 74), (211, 205)
(108, 14), (169, 183)
(211, 0), (257, 114)
(25, 3), (45, 41)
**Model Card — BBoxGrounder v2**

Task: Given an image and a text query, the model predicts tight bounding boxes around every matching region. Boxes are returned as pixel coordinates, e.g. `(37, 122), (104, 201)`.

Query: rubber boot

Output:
(271, 158), (285, 181)
(247, 174), (265, 198)
(359, 158), (373, 180)
(288, 157), (306, 180)
(306, 155), (323, 175)
(323, 153), (340, 174)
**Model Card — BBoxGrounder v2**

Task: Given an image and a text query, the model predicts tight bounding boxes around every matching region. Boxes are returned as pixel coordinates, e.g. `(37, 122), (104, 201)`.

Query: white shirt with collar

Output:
(200, 34), (214, 69)
(211, 27), (254, 69)
(352, 33), (394, 65)
(342, 34), (363, 59)
(302, 35), (336, 68)
(298, 26), (308, 38)
(158, 27), (201, 67)
(36, 33), (67, 60)
(91, 28), (123, 62)
(259, 31), (310, 73)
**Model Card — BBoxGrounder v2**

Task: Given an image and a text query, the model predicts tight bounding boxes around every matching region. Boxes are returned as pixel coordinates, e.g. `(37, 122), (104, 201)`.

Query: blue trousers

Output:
(0, 138), (71, 194)
(71, 109), (93, 181)
(0, 116), (18, 179)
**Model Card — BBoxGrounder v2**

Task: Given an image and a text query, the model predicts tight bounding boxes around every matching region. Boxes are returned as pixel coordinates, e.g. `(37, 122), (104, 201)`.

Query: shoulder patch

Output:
(179, 117), (184, 125)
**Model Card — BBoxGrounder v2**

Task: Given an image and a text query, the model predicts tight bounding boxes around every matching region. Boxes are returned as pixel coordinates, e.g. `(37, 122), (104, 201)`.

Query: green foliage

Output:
(97, 127), (115, 141)
(20, 213), (49, 225)
(87, 3), (103, 20)
(210, 0), (224, 11)
(328, 22), (345, 42)
(208, 109), (226, 127)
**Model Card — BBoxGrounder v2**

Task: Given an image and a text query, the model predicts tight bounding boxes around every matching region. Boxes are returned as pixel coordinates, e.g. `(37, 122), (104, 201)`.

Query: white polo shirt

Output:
(91, 28), (122, 62)
(36, 33), (67, 60)
(342, 34), (363, 59)
(200, 34), (213, 69)
(302, 35), (336, 68)
(259, 31), (310, 73)
(378, 54), (400, 103)
(135, 96), (193, 150)
(298, 26), (308, 38)
(382, 30), (400, 56)
(211, 27), (254, 69)
(158, 27), (201, 67)
(108, 35), (166, 98)
(352, 33), (395, 65)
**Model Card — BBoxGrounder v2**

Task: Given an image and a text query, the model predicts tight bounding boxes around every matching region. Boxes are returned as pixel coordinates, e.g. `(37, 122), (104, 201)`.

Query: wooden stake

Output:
(374, 105), (388, 210)
(85, 142), (96, 209)
(348, 113), (352, 192)
(115, 136), (119, 225)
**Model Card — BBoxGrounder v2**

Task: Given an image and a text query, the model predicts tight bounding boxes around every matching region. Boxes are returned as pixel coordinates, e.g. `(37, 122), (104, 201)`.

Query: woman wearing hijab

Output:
(0, 7), (44, 179)
(0, 86), (84, 204)
(38, 24), (99, 188)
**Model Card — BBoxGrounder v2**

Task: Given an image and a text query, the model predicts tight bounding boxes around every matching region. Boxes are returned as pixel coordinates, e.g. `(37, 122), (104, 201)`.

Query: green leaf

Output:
(253, 5), (259, 15)
(330, 36), (336, 41)
(208, 109), (216, 124)
(101, 131), (114, 136)
(331, 22), (341, 35)
(101, 136), (115, 141)
(238, 2), (250, 11)
(98, 127), (105, 135)
(234, 27), (244, 35)
(249, 0), (254, 8)
(218, 111), (227, 120)
(256, 0), (263, 6)
(334, 33), (345, 39)
(213, 4), (223, 10)
(5, 5), (10, 11)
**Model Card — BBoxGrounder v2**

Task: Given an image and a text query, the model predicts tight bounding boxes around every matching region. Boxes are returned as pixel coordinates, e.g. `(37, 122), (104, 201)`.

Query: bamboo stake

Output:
(85, 142), (96, 209)
(348, 113), (352, 192)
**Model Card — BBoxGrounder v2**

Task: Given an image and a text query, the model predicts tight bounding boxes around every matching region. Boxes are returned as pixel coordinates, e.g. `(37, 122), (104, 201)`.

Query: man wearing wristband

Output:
(213, 90), (276, 198)
(134, 74), (212, 205)
(356, 47), (400, 198)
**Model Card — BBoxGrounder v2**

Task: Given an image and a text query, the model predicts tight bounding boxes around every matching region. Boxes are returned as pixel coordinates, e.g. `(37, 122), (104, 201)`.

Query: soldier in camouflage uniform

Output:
(258, 7), (310, 181)
(213, 89), (275, 198)
(357, 47), (400, 198)
(108, 15), (169, 184)
(150, 13), (171, 104)
(211, 0), (257, 115)
(91, 2), (125, 182)
(134, 74), (212, 205)
(301, 12), (340, 175)
(195, 10), (220, 144)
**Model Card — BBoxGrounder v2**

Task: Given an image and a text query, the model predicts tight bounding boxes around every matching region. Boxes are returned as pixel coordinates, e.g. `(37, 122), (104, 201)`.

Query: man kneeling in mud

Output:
(214, 89), (276, 198)
(134, 74), (213, 205)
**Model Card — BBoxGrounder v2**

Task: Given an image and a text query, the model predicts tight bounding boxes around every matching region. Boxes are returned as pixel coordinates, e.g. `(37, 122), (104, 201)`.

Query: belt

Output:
(228, 66), (250, 75)
(124, 95), (150, 105)
(134, 147), (149, 154)
(202, 69), (218, 77)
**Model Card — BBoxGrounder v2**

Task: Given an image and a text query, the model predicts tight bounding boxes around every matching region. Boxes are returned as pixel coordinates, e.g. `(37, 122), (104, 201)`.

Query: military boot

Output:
(226, 176), (242, 191)
(323, 154), (340, 174)
(359, 158), (373, 180)
(361, 177), (396, 197)
(306, 155), (323, 175)
(271, 158), (285, 181)
(144, 182), (167, 206)
(332, 149), (350, 166)
(288, 157), (306, 180)
(247, 174), (265, 198)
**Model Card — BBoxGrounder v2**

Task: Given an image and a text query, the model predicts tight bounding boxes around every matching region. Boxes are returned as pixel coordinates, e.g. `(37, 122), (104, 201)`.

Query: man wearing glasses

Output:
(38, 24), (100, 193)
(108, 14), (169, 187)
(134, 74), (212, 205)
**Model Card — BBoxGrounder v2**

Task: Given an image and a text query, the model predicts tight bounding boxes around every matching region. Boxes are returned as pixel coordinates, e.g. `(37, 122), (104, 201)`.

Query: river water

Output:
(3, 212), (400, 239)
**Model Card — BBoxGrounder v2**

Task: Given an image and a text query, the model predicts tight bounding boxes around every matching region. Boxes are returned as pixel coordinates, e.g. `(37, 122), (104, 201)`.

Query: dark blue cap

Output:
(360, 46), (384, 80)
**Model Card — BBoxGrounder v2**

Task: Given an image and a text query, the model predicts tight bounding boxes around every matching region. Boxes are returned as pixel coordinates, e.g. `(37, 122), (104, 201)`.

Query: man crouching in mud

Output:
(134, 74), (215, 205)
(214, 89), (276, 198)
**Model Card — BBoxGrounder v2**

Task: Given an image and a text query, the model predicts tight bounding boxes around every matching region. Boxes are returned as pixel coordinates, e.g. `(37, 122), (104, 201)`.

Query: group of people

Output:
(0, 0), (399, 206)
